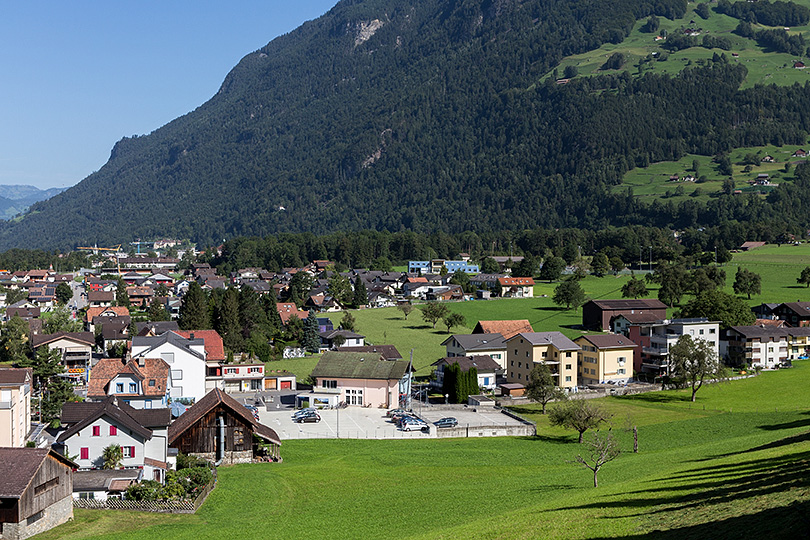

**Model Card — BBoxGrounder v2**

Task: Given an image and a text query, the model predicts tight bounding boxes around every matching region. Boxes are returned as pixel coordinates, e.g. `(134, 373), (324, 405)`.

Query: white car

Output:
(401, 418), (428, 432)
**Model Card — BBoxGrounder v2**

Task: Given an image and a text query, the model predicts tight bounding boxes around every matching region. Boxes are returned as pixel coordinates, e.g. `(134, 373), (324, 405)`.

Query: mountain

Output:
(4, 0), (810, 250)
(0, 186), (66, 221)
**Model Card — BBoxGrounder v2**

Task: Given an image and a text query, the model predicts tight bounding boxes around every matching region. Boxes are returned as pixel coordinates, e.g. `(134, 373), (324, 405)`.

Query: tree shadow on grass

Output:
(533, 306), (567, 312)
(616, 392), (692, 405)
(556, 448), (810, 519)
(404, 324), (431, 330)
(385, 317), (406, 321)
(586, 500), (810, 540)
(758, 411), (810, 431)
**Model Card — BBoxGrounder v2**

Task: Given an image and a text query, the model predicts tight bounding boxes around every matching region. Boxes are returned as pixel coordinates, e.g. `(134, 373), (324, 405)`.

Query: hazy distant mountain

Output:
(0, 186), (66, 221)
(3, 0), (810, 250)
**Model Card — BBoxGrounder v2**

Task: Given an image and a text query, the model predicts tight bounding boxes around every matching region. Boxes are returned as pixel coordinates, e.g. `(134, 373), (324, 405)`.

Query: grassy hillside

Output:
(41, 361), (810, 539)
(548, 0), (810, 88)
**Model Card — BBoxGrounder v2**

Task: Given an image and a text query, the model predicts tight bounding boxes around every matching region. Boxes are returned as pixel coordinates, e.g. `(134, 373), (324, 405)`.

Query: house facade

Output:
(56, 397), (171, 484)
(574, 334), (637, 385)
(497, 277), (535, 298)
(131, 332), (207, 402)
(505, 332), (580, 389)
(725, 326), (791, 368)
(310, 351), (412, 408)
(625, 318), (720, 375)
(582, 299), (668, 331)
(431, 355), (503, 390)
(441, 333), (507, 371)
(0, 368), (32, 447)
(30, 333), (95, 384)
(87, 357), (171, 409)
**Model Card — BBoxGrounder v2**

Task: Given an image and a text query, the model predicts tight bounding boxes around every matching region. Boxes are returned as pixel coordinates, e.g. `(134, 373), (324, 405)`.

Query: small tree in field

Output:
(421, 302), (449, 329)
(397, 303), (414, 320)
(798, 266), (810, 288)
(525, 364), (566, 414)
(573, 430), (621, 487)
(442, 312), (466, 333)
(668, 334), (721, 402)
(549, 399), (612, 443)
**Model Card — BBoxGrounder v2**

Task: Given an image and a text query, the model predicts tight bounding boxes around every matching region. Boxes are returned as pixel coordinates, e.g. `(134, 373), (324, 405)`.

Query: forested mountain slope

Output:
(6, 0), (810, 249)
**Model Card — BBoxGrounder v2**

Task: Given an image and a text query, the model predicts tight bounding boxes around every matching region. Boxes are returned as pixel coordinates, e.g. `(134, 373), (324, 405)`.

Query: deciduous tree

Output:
(397, 302), (414, 320)
(573, 431), (621, 488)
(669, 334), (721, 402)
(421, 302), (449, 329)
(553, 278), (586, 310)
(442, 312), (466, 334)
(621, 276), (648, 299)
(798, 266), (810, 287)
(549, 400), (612, 443)
(525, 363), (566, 414)
(733, 267), (761, 299)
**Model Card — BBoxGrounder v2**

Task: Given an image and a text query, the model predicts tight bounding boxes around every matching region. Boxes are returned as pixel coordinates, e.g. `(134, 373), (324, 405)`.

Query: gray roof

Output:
(433, 355), (502, 373)
(311, 352), (411, 381)
(441, 333), (506, 351)
(320, 329), (365, 340)
(0, 448), (75, 498)
(509, 332), (581, 351)
(132, 331), (205, 360)
(73, 469), (141, 491)
(729, 326), (789, 339)
(0, 367), (31, 386)
(57, 396), (156, 443)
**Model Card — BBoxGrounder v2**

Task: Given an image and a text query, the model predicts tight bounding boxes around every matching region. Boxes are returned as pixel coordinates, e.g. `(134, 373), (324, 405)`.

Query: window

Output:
(709, 328), (716, 334)
(565, 352), (572, 358)
(565, 376), (572, 382)
(541, 351), (547, 358)
(510, 361), (514, 366)
(122, 446), (135, 458)
(109, 426), (117, 436)
(26, 511), (43, 526)
(618, 369), (626, 375)
(34, 477), (59, 496)
(517, 374), (521, 380)
(225, 368), (237, 375)
(518, 362), (522, 368)
(149, 380), (156, 387)
(92, 426), (100, 437)
(513, 349), (518, 355)
(565, 364), (572, 370)
(250, 380), (261, 391)
(80, 447), (89, 460)
(699, 329), (704, 335)
(171, 369), (183, 380)
(116, 383), (124, 393)
(248, 367), (261, 374)
(162, 352), (174, 364)
(525, 351), (529, 357)
(321, 380), (337, 389)
(618, 357), (626, 365)
(79, 492), (95, 500)
(129, 383), (137, 393)
(145, 400), (152, 409)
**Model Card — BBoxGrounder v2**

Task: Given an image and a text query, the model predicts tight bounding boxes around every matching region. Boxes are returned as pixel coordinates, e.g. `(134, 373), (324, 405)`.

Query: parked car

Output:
(434, 417), (458, 428)
(292, 408), (316, 419)
(294, 412), (321, 423)
(401, 418), (428, 432)
(386, 408), (406, 418)
(245, 405), (260, 421)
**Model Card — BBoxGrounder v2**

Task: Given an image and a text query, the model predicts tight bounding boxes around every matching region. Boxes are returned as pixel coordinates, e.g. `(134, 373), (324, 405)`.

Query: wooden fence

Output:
(74, 468), (217, 514)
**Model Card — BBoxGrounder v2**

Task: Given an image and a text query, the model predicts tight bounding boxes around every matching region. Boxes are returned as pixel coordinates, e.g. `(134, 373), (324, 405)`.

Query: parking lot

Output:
(255, 403), (529, 440)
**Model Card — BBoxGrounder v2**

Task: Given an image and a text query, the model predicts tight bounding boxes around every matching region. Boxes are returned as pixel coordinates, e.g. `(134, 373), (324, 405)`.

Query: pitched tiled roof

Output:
(508, 332), (581, 351)
(441, 333), (506, 351)
(276, 303), (309, 325)
(577, 334), (638, 349)
(57, 396), (158, 443)
(87, 357), (169, 399)
(587, 299), (667, 310)
(132, 331), (205, 361)
(73, 469), (141, 491)
(0, 448), (75, 498)
(434, 355), (502, 372)
(136, 321), (180, 336)
(168, 388), (280, 446)
(472, 320), (533, 340)
(0, 367), (31, 386)
(311, 351), (411, 381)
(337, 345), (402, 360)
(85, 306), (130, 322)
(175, 330), (225, 361)
(31, 331), (95, 348)
(497, 277), (535, 286)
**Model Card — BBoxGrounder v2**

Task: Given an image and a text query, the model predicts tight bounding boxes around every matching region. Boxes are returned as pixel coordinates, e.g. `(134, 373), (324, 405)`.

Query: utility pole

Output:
(649, 246), (653, 272)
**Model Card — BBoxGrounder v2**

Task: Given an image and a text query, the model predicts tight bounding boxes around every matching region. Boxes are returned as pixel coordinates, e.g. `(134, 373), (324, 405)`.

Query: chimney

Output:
(138, 357), (145, 367)
(190, 333), (195, 340)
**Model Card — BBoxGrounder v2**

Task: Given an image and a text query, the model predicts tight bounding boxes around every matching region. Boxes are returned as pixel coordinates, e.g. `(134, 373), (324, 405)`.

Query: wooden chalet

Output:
(0, 448), (76, 540)
(167, 388), (281, 466)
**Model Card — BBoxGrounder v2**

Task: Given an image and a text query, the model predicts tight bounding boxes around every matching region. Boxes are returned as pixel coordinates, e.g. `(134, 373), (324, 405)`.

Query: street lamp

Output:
(649, 246), (653, 272)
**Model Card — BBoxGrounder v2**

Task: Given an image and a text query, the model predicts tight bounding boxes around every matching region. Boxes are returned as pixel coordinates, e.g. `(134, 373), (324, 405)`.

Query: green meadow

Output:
(41, 361), (810, 539)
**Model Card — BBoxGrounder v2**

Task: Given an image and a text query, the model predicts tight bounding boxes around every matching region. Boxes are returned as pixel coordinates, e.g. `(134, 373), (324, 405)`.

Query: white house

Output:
(131, 332), (207, 403)
(56, 397), (171, 484)
(87, 357), (171, 410)
(431, 355), (504, 390)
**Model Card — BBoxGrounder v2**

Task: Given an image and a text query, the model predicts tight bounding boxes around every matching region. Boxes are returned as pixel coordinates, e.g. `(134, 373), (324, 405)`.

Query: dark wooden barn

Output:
(0, 448), (76, 540)
(167, 388), (281, 465)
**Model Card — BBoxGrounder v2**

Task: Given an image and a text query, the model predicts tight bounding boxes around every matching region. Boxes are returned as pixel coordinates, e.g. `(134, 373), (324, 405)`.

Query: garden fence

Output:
(73, 468), (217, 514)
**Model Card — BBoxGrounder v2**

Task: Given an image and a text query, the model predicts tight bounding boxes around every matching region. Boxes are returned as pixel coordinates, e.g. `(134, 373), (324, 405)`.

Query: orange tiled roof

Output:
(87, 357), (169, 399)
(175, 330), (226, 361)
(85, 306), (130, 322)
(473, 320), (533, 340)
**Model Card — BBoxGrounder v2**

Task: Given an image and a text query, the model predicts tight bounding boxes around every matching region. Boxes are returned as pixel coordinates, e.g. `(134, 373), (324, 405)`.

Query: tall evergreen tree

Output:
(303, 311), (321, 353)
(239, 285), (269, 341)
(179, 282), (211, 330)
(115, 277), (130, 308)
(353, 277), (368, 308)
(216, 287), (243, 352)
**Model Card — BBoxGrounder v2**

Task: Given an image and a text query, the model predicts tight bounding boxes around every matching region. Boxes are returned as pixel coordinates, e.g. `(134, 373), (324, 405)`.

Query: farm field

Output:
(40, 362), (810, 539)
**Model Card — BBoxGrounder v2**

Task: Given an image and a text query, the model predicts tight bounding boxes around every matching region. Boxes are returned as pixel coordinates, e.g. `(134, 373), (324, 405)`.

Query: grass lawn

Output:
(39, 362), (810, 539)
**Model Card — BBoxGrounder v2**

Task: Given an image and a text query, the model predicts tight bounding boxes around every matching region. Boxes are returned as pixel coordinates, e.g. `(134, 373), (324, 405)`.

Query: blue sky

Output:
(0, 1), (339, 190)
